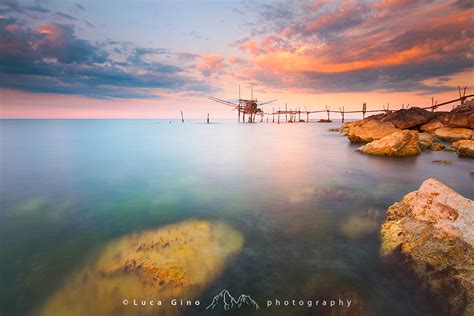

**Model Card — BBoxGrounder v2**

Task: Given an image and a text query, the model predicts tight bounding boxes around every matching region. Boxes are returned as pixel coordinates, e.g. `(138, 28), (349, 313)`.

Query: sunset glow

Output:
(0, 0), (473, 118)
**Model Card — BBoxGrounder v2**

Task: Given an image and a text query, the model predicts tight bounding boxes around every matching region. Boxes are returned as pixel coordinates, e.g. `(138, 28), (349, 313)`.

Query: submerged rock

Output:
(40, 220), (244, 316)
(358, 130), (420, 157)
(380, 107), (434, 129)
(347, 119), (400, 143)
(432, 160), (452, 164)
(420, 119), (444, 134)
(380, 178), (474, 316)
(418, 132), (435, 150)
(434, 127), (473, 142)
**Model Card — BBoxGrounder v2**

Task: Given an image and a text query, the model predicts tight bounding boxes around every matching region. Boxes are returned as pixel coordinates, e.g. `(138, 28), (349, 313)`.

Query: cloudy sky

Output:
(0, 0), (473, 118)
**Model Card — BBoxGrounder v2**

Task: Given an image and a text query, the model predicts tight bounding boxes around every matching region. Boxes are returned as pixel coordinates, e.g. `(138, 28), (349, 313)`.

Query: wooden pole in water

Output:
(285, 103), (288, 122)
(339, 106), (344, 123)
(278, 107), (280, 124)
(306, 112), (309, 122)
(180, 110), (184, 122)
(298, 108), (301, 122)
(207, 113), (209, 124)
(272, 107), (275, 123)
(362, 102), (367, 119)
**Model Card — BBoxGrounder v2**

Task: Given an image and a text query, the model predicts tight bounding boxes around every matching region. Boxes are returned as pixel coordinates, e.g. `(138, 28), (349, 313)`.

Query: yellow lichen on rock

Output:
(39, 220), (244, 316)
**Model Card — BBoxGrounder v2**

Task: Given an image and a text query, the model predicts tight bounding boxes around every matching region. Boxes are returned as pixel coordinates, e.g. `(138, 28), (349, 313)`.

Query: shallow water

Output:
(0, 119), (473, 316)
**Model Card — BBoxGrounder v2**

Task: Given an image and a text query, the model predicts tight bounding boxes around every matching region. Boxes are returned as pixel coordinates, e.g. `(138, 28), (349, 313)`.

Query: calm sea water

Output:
(0, 119), (473, 316)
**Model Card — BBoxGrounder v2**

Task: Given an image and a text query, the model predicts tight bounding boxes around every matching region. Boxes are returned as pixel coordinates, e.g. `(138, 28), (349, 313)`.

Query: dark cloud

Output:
(0, 0), (50, 15)
(0, 16), (211, 98)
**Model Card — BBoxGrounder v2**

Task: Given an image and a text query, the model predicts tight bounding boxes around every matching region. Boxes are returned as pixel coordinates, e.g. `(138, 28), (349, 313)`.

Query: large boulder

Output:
(452, 140), (474, 158)
(418, 132), (435, 150)
(436, 102), (474, 129)
(380, 107), (435, 129)
(340, 121), (358, 136)
(381, 178), (474, 316)
(420, 119), (444, 134)
(434, 127), (473, 142)
(448, 103), (474, 128)
(348, 119), (400, 143)
(358, 130), (420, 156)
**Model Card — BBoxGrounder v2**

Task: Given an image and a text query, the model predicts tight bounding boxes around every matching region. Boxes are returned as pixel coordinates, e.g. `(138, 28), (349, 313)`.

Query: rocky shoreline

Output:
(337, 99), (474, 158)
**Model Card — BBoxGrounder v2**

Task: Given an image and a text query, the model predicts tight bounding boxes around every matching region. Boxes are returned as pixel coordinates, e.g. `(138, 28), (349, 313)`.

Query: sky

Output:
(0, 0), (473, 119)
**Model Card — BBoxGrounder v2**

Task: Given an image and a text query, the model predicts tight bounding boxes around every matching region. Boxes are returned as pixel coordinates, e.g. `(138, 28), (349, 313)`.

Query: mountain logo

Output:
(206, 289), (260, 311)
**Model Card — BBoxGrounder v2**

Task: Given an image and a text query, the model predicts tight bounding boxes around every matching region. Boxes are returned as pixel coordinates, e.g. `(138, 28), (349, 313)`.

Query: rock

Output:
(432, 160), (452, 164)
(436, 103), (474, 129)
(340, 121), (358, 135)
(418, 132), (435, 150)
(430, 142), (446, 151)
(358, 130), (420, 156)
(452, 139), (473, 149)
(348, 119), (400, 143)
(448, 104), (474, 128)
(40, 220), (244, 316)
(380, 178), (474, 316)
(434, 127), (473, 142)
(456, 140), (474, 158)
(420, 119), (444, 134)
(380, 107), (435, 129)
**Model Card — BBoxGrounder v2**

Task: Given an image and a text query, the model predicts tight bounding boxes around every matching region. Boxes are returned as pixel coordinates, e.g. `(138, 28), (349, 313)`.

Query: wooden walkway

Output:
(266, 87), (472, 123)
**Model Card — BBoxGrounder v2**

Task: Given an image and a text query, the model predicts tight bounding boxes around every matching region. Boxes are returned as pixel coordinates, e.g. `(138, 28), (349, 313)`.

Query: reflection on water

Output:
(39, 220), (243, 316)
(0, 120), (473, 316)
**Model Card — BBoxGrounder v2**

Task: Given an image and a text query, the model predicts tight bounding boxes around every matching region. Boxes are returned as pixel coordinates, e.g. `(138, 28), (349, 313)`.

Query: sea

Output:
(0, 119), (472, 316)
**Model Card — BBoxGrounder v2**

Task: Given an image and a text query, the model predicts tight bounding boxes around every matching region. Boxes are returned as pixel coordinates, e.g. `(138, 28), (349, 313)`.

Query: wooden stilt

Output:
(362, 102), (367, 119)
(207, 113), (209, 124)
(272, 107), (275, 123)
(180, 110), (184, 123)
(285, 103), (288, 122)
(278, 107), (280, 124)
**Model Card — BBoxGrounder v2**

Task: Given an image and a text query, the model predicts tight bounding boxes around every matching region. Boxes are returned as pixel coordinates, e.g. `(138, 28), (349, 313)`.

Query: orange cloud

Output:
(198, 54), (224, 76)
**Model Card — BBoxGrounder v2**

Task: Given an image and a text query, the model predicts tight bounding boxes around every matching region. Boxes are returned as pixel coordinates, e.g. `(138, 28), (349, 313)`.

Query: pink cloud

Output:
(198, 54), (225, 76)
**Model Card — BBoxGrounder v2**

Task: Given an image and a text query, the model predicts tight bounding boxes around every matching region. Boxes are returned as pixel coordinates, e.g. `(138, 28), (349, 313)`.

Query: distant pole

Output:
(285, 103), (288, 122)
(243, 112), (246, 123)
(298, 107), (301, 122)
(180, 110), (184, 123)
(339, 106), (344, 123)
(207, 113), (209, 124)
(306, 112), (309, 122)
(272, 107), (275, 123)
(238, 108), (241, 122)
(362, 102), (367, 119)
(266, 117), (268, 123)
(278, 107), (280, 124)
